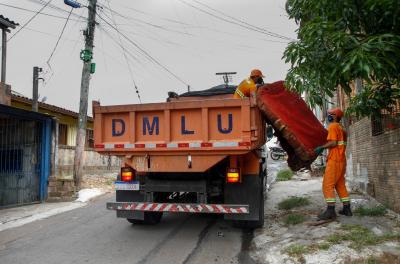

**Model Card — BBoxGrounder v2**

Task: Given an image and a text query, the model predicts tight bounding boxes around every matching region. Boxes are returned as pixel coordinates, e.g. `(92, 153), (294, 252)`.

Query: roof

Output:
(0, 15), (19, 29)
(11, 93), (93, 122)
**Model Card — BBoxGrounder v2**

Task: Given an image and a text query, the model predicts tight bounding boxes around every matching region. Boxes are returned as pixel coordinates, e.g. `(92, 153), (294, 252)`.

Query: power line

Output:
(46, 8), (74, 68)
(191, 0), (295, 41)
(104, 1), (142, 103)
(25, 0), (87, 20)
(97, 3), (193, 37)
(8, 0), (53, 41)
(96, 12), (189, 87)
(98, 26), (144, 66)
(117, 3), (193, 26)
(0, 3), (86, 22)
(177, 0), (294, 41)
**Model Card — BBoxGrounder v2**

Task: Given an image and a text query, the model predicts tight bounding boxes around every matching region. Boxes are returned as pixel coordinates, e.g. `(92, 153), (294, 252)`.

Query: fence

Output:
(371, 101), (400, 136)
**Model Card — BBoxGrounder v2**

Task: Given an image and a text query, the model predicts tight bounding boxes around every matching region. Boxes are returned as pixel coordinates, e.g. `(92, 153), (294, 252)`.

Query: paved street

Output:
(0, 193), (255, 264)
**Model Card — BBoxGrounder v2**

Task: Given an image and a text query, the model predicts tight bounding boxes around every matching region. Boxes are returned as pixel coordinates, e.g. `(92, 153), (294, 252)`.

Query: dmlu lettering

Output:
(111, 114), (233, 137)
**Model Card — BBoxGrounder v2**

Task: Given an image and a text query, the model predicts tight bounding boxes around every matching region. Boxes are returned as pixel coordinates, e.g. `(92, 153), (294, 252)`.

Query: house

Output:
(11, 93), (94, 148)
(10, 92), (121, 202)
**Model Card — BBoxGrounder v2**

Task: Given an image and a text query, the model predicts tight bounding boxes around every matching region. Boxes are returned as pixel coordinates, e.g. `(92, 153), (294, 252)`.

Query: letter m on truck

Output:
(93, 89), (267, 227)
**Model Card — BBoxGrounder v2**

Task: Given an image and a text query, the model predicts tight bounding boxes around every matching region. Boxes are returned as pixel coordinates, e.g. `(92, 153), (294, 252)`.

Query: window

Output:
(58, 124), (68, 145)
(371, 101), (400, 136)
(86, 129), (94, 148)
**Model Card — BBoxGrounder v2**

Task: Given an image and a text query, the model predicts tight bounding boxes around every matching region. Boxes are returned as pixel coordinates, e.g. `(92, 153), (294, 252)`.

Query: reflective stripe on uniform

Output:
(340, 197), (350, 202)
(337, 141), (347, 145)
(234, 88), (245, 98)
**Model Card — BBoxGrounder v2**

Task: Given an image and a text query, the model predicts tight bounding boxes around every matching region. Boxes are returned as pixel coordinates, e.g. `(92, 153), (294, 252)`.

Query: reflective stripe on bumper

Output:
(107, 202), (249, 214)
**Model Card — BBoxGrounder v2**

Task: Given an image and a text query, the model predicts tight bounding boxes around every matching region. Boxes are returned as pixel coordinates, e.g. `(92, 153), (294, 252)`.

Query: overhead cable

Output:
(97, 13), (190, 87)
(0, 3), (86, 22)
(177, 0), (294, 41)
(105, 1), (142, 103)
(8, 0), (53, 41)
(25, 0), (87, 20)
(191, 0), (295, 41)
(46, 8), (74, 68)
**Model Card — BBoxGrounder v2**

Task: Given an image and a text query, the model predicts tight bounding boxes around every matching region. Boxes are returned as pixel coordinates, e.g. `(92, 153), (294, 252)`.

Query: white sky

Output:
(2, 0), (297, 115)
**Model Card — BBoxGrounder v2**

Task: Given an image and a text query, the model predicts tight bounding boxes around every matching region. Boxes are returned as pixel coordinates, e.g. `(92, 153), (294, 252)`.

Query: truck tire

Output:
(234, 175), (265, 229)
(127, 212), (163, 225)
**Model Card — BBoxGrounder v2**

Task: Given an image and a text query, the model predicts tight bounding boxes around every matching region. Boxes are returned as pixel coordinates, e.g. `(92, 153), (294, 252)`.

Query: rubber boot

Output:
(339, 204), (353, 216)
(318, 205), (337, 220)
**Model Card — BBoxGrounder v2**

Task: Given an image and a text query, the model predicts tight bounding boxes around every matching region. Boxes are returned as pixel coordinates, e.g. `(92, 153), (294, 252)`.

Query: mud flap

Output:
(224, 174), (263, 221)
(116, 190), (145, 220)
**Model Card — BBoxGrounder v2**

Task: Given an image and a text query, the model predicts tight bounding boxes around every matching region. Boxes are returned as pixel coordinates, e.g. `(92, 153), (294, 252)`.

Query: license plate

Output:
(115, 181), (140, 191)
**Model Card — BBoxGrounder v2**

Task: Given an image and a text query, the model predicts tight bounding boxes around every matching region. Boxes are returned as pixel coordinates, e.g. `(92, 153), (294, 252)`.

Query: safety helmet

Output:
(328, 108), (344, 119)
(250, 69), (265, 78)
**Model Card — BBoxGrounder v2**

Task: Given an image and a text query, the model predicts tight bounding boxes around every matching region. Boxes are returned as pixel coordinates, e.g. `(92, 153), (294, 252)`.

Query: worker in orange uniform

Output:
(233, 69), (265, 99)
(314, 108), (352, 220)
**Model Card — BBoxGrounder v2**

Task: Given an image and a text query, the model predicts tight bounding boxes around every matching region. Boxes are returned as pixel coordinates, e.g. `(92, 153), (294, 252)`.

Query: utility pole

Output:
(32, 66), (42, 112)
(73, 0), (97, 189)
(1, 28), (6, 84)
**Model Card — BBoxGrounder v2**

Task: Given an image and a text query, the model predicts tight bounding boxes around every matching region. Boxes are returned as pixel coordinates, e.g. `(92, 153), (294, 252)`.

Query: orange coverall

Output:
(233, 78), (256, 99)
(323, 122), (350, 204)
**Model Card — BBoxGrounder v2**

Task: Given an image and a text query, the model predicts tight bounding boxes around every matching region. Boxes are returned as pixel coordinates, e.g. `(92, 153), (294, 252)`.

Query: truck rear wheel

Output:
(127, 212), (163, 225)
(233, 175), (265, 229)
(234, 194), (264, 229)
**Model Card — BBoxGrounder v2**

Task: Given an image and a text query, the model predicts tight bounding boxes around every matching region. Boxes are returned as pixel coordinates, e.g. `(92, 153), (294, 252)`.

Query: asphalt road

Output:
(0, 193), (255, 264)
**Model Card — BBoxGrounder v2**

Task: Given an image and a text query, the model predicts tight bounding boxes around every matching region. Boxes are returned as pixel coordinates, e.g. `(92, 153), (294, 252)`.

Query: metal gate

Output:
(0, 105), (51, 208)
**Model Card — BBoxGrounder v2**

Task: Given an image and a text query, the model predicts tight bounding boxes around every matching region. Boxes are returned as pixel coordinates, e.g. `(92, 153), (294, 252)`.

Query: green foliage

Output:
(277, 169), (294, 181)
(353, 206), (387, 216)
(284, 214), (305, 225)
(278, 196), (310, 210)
(284, 244), (309, 256)
(284, 0), (400, 117)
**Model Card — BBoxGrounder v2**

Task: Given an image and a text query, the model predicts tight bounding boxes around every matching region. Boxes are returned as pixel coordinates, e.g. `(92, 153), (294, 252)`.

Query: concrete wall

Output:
(0, 83), (11, 105)
(347, 117), (400, 212)
(56, 146), (121, 179)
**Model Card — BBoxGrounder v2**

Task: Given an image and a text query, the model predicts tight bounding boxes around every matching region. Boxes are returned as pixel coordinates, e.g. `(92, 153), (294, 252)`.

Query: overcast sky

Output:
(2, 0), (297, 114)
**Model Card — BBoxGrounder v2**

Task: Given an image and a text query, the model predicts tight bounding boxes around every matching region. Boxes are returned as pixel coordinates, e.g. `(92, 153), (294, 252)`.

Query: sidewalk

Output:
(250, 171), (400, 263)
(0, 188), (106, 232)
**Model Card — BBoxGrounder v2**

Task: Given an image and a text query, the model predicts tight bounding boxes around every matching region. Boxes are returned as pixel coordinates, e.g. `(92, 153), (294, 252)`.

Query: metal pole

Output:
(73, 0), (97, 189)
(32, 66), (40, 112)
(1, 28), (6, 83)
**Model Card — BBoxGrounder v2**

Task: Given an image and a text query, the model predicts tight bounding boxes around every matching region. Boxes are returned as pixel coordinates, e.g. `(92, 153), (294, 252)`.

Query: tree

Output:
(283, 0), (400, 117)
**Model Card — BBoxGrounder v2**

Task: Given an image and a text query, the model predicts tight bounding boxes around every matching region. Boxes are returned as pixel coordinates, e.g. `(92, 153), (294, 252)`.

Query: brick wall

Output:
(347, 117), (400, 212)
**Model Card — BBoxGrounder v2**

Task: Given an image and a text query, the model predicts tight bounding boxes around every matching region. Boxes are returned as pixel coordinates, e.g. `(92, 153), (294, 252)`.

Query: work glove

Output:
(314, 146), (324, 156)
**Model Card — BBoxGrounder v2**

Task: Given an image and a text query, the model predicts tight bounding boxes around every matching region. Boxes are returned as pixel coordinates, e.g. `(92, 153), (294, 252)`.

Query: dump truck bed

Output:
(93, 98), (265, 155)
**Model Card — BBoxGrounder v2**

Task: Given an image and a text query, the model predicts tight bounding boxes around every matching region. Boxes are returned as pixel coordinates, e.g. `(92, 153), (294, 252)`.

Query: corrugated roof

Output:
(11, 92), (93, 121)
(0, 15), (19, 29)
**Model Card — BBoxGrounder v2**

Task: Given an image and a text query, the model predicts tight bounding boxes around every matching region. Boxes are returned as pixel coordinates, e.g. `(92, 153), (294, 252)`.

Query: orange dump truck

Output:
(94, 89), (267, 227)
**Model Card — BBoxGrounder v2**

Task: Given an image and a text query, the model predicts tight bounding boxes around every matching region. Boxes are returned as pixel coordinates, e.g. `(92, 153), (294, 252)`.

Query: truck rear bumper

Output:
(106, 202), (249, 214)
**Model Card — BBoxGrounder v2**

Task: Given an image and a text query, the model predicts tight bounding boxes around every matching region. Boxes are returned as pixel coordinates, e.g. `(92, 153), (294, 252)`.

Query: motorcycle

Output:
(269, 146), (287, 160)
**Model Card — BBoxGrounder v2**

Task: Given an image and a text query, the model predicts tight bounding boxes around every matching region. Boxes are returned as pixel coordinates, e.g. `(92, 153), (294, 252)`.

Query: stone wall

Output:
(347, 117), (400, 212)
(47, 147), (122, 201)
(57, 146), (122, 179)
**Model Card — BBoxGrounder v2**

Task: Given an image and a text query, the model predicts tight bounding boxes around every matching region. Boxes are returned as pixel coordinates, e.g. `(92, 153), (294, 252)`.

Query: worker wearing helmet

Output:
(233, 69), (265, 99)
(314, 108), (352, 220)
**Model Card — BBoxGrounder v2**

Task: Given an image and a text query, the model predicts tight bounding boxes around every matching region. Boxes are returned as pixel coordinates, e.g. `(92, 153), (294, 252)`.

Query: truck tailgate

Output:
(93, 98), (265, 155)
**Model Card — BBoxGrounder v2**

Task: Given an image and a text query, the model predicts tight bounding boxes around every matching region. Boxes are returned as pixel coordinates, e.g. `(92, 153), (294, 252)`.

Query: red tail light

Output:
(227, 168), (241, 183)
(121, 167), (135, 182)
